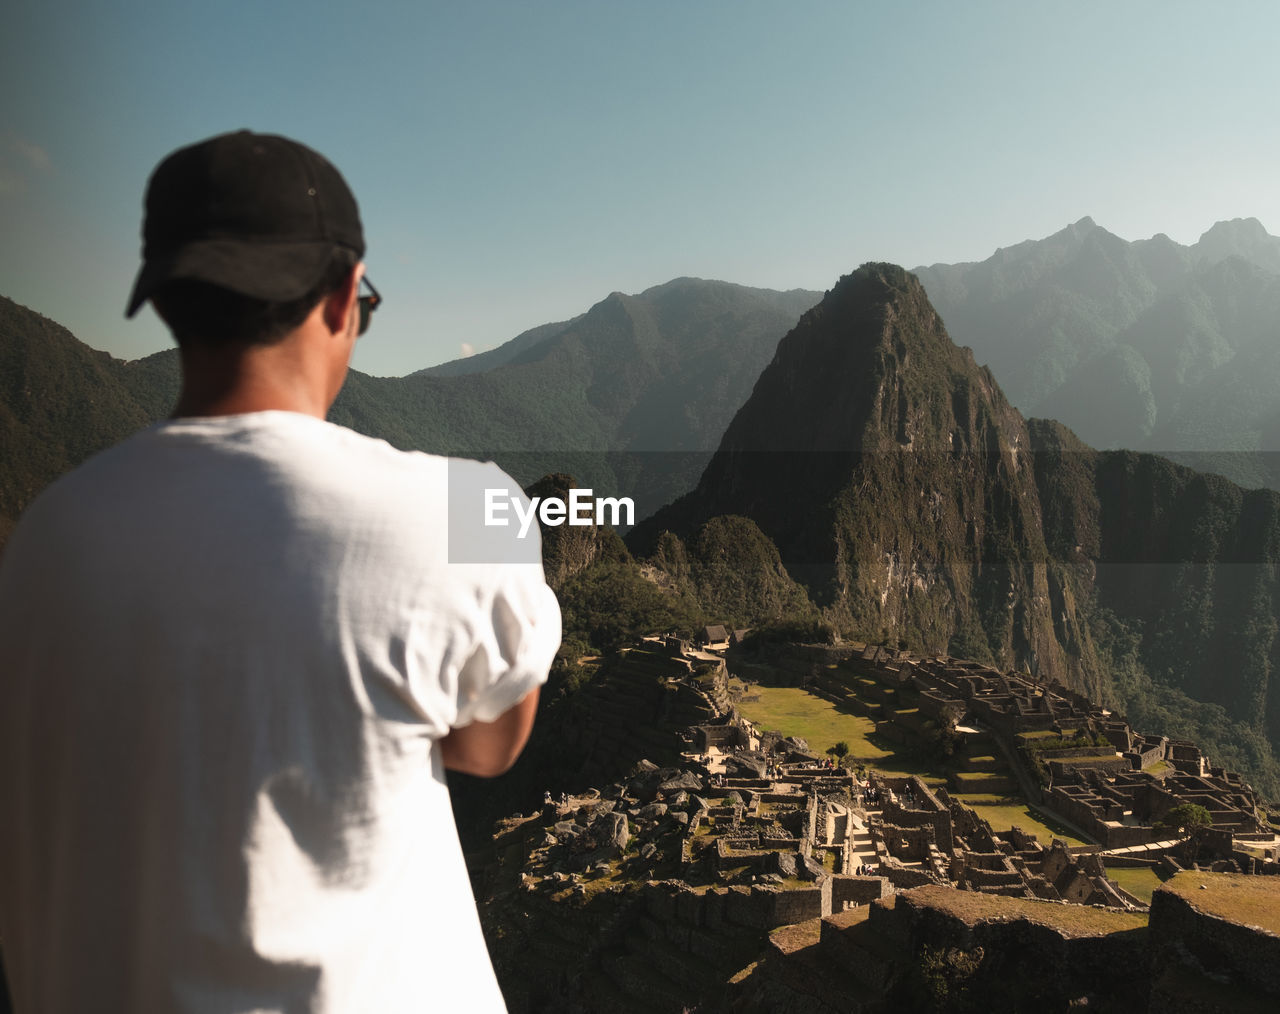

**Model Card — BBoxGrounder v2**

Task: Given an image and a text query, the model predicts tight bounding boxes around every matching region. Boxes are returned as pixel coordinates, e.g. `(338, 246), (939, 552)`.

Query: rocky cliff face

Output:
(635, 264), (1095, 690)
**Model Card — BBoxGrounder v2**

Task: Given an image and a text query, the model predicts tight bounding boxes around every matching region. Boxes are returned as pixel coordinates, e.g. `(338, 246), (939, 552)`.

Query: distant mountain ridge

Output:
(0, 279), (821, 537)
(413, 316), (581, 378)
(914, 217), (1280, 490)
(332, 276), (821, 516)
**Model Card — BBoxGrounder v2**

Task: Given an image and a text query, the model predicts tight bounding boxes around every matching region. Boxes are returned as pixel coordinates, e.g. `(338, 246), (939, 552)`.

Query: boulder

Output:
(584, 799), (616, 821)
(605, 811), (629, 851)
(629, 762), (686, 800)
(658, 772), (703, 794)
(800, 855), (826, 881)
(638, 802), (669, 822)
(724, 752), (767, 778)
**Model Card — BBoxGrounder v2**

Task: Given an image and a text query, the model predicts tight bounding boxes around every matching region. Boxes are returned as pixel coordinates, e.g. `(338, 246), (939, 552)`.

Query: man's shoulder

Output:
(4, 412), (532, 562)
(302, 418), (520, 499)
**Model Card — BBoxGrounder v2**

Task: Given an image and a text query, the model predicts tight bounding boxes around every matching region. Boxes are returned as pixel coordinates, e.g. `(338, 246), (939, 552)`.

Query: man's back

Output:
(0, 411), (559, 1012)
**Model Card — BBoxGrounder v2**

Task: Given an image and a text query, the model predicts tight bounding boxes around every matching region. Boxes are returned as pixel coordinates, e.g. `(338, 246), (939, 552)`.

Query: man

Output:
(0, 131), (561, 1012)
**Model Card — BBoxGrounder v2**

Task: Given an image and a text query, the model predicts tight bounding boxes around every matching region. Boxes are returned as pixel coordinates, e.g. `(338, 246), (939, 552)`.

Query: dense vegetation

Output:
(1090, 602), (1280, 800)
(0, 297), (179, 538)
(330, 278), (820, 514)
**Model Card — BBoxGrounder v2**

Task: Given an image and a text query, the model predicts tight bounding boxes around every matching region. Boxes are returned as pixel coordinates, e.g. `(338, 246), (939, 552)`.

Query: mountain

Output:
(413, 317), (580, 377)
(329, 277), (822, 514)
(914, 218), (1280, 490)
(632, 265), (1090, 689)
(1193, 216), (1280, 273)
(0, 296), (180, 540)
(632, 264), (1280, 790)
(0, 279), (821, 540)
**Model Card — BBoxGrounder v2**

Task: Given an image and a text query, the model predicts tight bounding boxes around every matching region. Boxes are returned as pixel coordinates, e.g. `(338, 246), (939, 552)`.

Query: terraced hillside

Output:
(734, 658), (1086, 846)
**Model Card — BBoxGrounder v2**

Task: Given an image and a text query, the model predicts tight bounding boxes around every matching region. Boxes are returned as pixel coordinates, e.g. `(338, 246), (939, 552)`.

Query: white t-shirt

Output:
(0, 412), (561, 1013)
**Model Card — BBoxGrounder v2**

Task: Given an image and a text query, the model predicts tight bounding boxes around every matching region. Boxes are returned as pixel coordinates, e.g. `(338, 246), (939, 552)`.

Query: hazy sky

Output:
(3, 1), (1278, 377)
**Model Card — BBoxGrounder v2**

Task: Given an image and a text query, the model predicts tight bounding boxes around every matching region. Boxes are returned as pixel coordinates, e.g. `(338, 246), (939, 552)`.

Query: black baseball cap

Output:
(126, 130), (365, 317)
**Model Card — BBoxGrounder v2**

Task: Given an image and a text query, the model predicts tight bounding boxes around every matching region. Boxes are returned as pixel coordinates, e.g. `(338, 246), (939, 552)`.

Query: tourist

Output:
(0, 131), (561, 1012)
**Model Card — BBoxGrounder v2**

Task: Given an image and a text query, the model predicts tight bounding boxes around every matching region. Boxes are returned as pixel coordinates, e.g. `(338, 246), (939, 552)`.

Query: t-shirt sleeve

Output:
(441, 459), (562, 727)
(453, 565), (562, 726)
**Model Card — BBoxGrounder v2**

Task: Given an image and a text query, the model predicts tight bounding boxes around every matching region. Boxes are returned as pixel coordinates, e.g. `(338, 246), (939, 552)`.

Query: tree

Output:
(1156, 802), (1212, 835)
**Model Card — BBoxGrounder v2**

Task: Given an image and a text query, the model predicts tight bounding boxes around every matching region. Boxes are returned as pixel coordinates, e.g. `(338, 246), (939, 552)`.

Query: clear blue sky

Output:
(3, 1), (1278, 377)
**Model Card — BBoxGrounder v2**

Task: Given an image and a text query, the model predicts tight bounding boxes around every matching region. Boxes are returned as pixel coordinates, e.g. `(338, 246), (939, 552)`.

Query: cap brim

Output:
(125, 238), (344, 317)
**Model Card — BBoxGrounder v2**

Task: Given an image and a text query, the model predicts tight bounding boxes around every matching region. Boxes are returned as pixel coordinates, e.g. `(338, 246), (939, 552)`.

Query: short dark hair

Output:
(150, 247), (358, 347)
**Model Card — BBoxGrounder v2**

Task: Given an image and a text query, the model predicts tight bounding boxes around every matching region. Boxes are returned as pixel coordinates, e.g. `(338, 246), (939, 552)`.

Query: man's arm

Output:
(438, 687), (540, 777)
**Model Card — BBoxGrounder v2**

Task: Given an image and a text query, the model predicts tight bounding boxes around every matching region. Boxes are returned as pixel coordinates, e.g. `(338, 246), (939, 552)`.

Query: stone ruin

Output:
(503, 634), (1278, 917)
(480, 634), (1280, 1013)
(833, 643), (1269, 859)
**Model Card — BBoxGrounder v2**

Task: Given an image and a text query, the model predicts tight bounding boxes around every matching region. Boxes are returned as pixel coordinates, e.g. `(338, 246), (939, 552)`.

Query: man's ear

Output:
(322, 265), (362, 336)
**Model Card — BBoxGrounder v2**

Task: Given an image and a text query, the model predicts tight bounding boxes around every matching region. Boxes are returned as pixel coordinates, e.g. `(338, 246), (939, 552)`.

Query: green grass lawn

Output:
(1105, 865), (1165, 904)
(952, 770), (1013, 785)
(1162, 871), (1280, 934)
(736, 685), (1091, 845)
(912, 885), (1148, 936)
(736, 684), (892, 760)
(738, 685), (974, 786)
(952, 795), (1088, 847)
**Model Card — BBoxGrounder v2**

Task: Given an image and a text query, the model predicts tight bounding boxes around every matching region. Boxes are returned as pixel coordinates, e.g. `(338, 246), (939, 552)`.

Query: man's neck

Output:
(172, 338), (335, 420)
(170, 304), (354, 419)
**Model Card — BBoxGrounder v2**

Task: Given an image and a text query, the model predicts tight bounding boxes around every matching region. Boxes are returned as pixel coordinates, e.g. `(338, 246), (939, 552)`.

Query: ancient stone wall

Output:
(1149, 874), (1280, 1002)
(879, 822), (935, 863)
(880, 865), (938, 889)
(830, 874), (889, 910)
(693, 722), (747, 750)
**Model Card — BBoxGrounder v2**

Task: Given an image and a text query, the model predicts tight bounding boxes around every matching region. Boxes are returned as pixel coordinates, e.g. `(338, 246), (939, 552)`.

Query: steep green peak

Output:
(804, 262), (957, 362)
(714, 262), (1015, 456)
(810, 262), (934, 327)
(830, 260), (920, 293)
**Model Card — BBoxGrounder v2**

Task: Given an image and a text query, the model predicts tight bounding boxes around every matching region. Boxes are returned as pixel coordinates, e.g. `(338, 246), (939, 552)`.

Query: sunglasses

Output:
(357, 275), (382, 336)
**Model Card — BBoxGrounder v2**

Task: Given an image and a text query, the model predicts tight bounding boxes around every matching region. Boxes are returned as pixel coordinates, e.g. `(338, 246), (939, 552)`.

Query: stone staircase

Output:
(846, 813), (877, 871)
